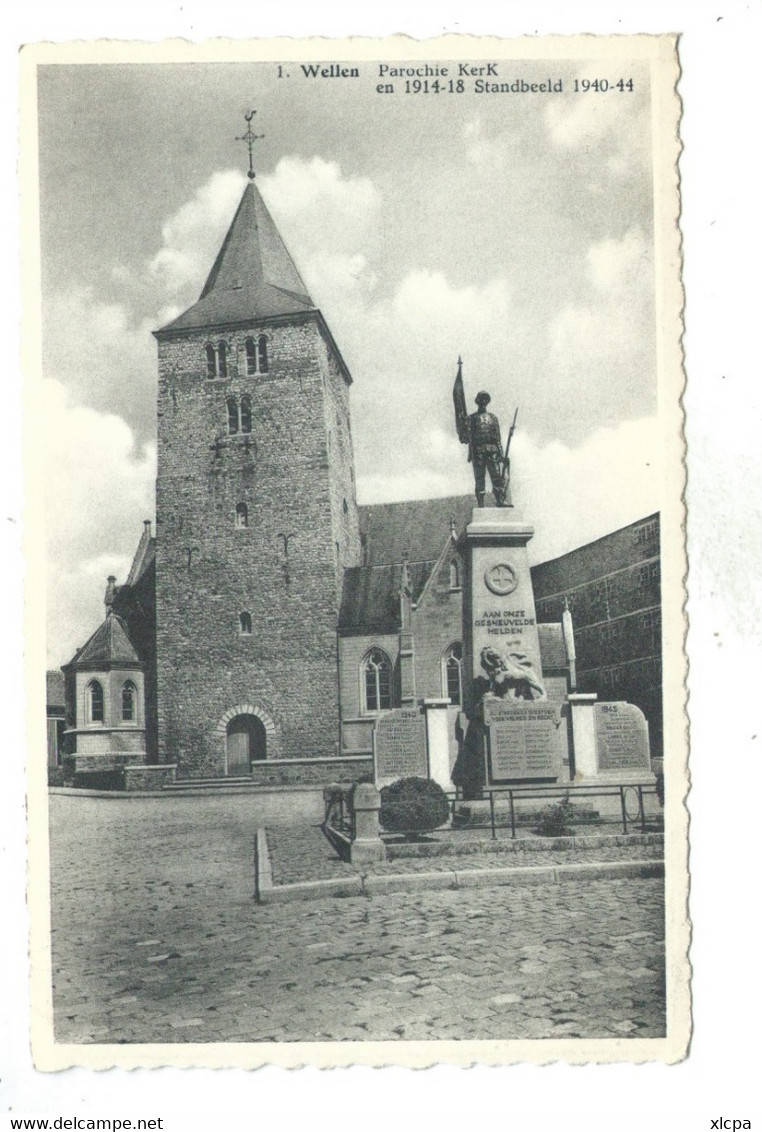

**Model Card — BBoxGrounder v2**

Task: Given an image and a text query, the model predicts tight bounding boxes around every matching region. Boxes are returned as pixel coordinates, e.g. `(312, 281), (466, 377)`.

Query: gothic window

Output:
(240, 395), (252, 434)
(239, 612), (252, 635)
(449, 561), (460, 589)
(121, 680), (137, 722)
(362, 647), (393, 713)
(227, 397), (239, 434)
(443, 643), (463, 706)
(235, 502), (248, 529)
(88, 680), (104, 724)
(206, 343), (217, 379)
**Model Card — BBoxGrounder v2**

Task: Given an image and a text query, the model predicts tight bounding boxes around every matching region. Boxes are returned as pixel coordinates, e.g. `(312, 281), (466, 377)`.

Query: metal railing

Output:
(444, 781), (662, 841)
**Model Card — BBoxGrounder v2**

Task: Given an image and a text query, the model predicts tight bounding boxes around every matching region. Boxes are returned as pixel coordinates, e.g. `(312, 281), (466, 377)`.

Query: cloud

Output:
(545, 228), (654, 431)
(149, 169), (248, 300)
(44, 380), (155, 666)
(463, 118), (507, 170)
(41, 286), (159, 446)
(544, 73), (650, 175)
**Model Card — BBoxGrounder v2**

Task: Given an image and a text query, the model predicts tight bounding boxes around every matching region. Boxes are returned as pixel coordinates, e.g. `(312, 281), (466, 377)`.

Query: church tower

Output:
(153, 157), (361, 777)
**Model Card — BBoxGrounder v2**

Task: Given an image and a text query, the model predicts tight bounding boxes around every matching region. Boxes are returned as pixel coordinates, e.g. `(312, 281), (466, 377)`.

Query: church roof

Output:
(157, 180), (315, 335)
(359, 495), (475, 566)
(340, 561), (435, 633)
(64, 612), (142, 671)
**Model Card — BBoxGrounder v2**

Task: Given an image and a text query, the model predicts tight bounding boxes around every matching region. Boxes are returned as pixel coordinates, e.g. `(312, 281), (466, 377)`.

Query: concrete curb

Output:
(255, 852), (664, 904)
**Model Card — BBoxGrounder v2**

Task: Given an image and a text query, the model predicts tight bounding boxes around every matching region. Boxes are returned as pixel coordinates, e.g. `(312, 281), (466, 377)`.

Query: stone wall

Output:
(154, 313), (361, 777)
(123, 764), (178, 791)
(248, 756), (373, 787)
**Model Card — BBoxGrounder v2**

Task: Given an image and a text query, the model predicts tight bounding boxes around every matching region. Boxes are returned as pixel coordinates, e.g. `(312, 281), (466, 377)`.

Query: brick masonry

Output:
(154, 313), (361, 777)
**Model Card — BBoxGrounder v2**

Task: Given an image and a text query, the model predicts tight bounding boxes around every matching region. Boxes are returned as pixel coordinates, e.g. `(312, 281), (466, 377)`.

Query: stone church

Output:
(57, 174), (661, 789)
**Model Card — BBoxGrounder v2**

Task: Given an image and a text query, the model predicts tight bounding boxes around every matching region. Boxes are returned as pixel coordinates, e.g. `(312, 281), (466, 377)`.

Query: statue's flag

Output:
(453, 356), (469, 446)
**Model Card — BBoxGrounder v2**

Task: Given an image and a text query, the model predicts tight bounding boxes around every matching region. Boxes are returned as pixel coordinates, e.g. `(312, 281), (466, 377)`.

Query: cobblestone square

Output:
(49, 794), (666, 1045)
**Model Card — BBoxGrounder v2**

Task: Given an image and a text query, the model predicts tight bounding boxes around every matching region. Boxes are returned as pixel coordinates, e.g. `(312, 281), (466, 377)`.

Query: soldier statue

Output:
(453, 360), (516, 508)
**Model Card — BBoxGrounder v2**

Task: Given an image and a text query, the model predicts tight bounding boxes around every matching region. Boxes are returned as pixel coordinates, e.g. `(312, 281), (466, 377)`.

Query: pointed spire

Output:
(158, 179), (314, 334)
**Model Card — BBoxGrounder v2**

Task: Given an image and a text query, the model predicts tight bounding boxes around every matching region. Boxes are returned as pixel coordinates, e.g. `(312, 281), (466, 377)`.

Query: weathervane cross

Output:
(236, 110), (264, 180)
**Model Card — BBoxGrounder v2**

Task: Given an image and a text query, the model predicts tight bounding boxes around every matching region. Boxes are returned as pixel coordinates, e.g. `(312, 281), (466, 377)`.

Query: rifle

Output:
(502, 407), (518, 481)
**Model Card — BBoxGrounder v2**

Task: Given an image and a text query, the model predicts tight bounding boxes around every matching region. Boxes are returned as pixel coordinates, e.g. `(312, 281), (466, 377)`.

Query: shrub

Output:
(533, 793), (575, 837)
(379, 776), (450, 837)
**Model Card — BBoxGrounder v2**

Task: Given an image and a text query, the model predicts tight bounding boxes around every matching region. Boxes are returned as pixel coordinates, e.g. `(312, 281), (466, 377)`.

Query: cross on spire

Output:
(236, 110), (264, 180)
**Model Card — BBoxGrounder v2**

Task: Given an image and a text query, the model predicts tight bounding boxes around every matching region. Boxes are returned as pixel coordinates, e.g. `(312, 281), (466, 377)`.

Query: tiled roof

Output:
(340, 561), (435, 632)
(359, 495), (475, 566)
(125, 529), (156, 588)
(65, 612), (141, 669)
(157, 181), (315, 334)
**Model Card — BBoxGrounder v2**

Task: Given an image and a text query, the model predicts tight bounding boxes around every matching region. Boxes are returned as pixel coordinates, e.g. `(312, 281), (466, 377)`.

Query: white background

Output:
(2, 2), (760, 1129)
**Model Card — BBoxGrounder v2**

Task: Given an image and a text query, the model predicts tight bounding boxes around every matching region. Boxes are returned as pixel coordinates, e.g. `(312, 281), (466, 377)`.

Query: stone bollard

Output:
(350, 782), (386, 864)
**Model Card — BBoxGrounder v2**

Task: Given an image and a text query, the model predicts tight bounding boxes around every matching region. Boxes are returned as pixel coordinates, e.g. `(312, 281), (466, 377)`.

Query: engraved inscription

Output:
(375, 708), (427, 781)
(595, 702), (650, 771)
(485, 703), (559, 781)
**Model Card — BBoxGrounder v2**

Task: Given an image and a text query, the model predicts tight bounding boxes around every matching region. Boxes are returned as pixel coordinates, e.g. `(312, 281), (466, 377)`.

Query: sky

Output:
(36, 54), (660, 666)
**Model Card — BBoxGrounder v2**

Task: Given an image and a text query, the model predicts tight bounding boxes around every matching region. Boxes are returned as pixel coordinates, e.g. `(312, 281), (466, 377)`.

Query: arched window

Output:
(217, 341), (227, 379)
(121, 680), (137, 722)
(227, 397), (239, 435)
(239, 612), (252, 635)
(205, 343), (217, 379)
(235, 502), (248, 529)
(245, 338), (257, 376)
(88, 680), (104, 724)
(443, 643), (463, 706)
(257, 334), (269, 374)
(449, 561), (460, 589)
(240, 395), (252, 434)
(362, 647), (393, 713)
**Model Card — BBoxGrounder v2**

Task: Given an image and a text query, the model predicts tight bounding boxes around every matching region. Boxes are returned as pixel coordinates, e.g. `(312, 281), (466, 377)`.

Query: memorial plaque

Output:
(483, 701), (561, 782)
(374, 708), (427, 784)
(595, 702), (650, 772)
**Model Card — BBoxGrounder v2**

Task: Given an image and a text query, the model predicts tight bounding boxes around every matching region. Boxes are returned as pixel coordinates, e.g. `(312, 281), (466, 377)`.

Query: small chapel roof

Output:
(64, 612), (142, 670)
(157, 180), (315, 335)
(358, 495), (475, 567)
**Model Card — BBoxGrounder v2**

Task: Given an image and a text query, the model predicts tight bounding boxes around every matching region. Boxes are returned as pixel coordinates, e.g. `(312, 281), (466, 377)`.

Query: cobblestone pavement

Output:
(49, 795), (666, 1045)
(267, 825), (664, 885)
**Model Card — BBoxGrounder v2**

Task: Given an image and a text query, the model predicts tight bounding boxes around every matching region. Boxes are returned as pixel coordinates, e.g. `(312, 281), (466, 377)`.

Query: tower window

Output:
(235, 502), (248, 529)
(206, 343), (217, 379)
(88, 680), (104, 724)
(362, 647), (393, 713)
(443, 643), (463, 706)
(206, 342), (228, 379)
(227, 397), (239, 435)
(239, 612), (252, 635)
(121, 680), (137, 722)
(245, 335), (270, 376)
(240, 395), (252, 434)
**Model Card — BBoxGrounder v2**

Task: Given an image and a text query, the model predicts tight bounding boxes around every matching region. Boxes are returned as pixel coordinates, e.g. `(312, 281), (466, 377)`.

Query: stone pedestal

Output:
(350, 782), (386, 864)
(568, 692), (598, 779)
(423, 698), (453, 792)
(463, 507), (543, 708)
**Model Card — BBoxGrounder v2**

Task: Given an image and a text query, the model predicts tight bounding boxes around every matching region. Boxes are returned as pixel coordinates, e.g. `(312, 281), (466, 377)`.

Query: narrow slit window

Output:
(443, 643), (463, 706)
(227, 397), (239, 435)
(239, 612), (252, 635)
(217, 342), (227, 379)
(236, 502), (248, 529)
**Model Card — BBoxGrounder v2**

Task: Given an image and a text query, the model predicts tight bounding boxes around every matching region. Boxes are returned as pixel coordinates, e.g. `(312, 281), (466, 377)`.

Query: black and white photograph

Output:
(25, 33), (689, 1069)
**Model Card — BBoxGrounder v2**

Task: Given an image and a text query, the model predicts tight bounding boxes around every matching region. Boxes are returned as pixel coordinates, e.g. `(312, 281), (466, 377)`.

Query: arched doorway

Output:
(226, 713), (267, 774)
